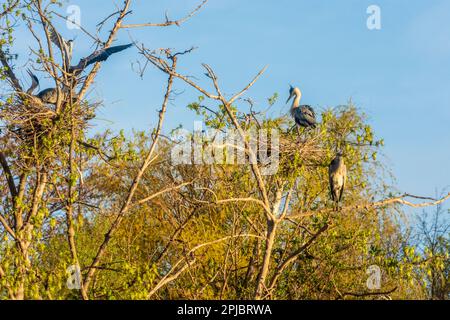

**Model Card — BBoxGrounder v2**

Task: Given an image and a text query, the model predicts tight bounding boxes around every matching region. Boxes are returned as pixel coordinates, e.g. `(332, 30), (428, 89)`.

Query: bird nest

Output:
(3, 97), (56, 125)
(278, 132), (327, 169)
(1, 95), (91, 166)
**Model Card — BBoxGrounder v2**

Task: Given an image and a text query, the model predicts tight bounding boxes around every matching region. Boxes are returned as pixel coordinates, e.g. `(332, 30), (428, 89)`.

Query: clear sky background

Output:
(11, 0), (450, 202)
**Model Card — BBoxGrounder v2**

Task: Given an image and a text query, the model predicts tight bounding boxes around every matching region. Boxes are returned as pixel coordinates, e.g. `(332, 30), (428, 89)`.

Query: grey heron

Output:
(26, 70), (73, 104)
(286, 86), (317, 132)
(329, 152), (347, 209)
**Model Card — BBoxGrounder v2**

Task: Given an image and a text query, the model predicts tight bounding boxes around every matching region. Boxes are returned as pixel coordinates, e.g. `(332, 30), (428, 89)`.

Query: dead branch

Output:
(288, 192), (450, 219)
(341, 286), (398, 298)
(82, 50), (178, 297)
(121, 0), (209, 29)
(147, 233), (263, 299)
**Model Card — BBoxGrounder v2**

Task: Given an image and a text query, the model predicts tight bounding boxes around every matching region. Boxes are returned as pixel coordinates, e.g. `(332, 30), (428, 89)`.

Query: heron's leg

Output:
(335, 201), (340, 212)
(287, 125), (296, 134)
(295, 126), (301, 144)
(331, 200), (336, 211)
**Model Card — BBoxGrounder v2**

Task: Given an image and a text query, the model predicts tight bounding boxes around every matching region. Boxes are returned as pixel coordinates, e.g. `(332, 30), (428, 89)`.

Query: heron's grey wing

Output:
(83, 44), (133, 68)
(37, 88), (58, 104)
(300, 105), (317, 127)
(48, 27), (71, 67)
(304, 105), (316, 118)
(49, 26), (64, 51)
(303, 106), (316, 121)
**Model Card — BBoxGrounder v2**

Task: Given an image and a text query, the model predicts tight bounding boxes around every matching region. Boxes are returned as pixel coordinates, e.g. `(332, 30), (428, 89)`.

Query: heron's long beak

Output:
(286, 93), (293, 104)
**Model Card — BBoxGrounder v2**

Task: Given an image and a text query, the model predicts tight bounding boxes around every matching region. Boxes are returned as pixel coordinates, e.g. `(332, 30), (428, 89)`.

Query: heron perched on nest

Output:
(26, 70), (72, 105)
(286, 86), (317, 134)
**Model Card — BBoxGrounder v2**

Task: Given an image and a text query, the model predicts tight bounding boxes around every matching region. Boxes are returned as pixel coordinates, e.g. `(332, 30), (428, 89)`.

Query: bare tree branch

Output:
(341, 286), (398, 298)
(82, 51), (178, 296)
(121, 0), (209, 29)
(134, 181), (193, 207)
(288, 192), (450, 219)
(267, 223), (329, 294)
(147, 233), (262, 299)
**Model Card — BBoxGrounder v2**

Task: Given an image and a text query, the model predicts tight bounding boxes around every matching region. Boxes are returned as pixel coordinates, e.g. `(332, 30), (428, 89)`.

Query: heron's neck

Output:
(291, 94), (301, 110)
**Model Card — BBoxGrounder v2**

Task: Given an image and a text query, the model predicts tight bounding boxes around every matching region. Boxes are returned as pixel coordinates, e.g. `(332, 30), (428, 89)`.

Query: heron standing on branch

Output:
(286, 86), (317, 134)
(329, 152), (347, 210)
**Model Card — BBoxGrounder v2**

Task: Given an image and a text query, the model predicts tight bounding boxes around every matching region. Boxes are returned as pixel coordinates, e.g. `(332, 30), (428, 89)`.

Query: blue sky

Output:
(11, 0), (450, 201)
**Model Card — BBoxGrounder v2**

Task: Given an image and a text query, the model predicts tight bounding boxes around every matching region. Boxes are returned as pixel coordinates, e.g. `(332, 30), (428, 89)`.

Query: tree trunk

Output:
(254, 219), (277, 299)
